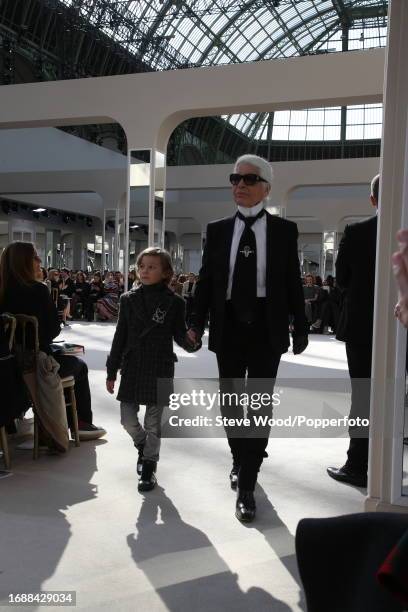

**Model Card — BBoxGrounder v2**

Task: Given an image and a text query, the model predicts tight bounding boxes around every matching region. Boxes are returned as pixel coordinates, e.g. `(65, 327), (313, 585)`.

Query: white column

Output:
(114, 207), (120, 271)
(124, 156), (130, 277)
(148, 153), (155, 247)
(102, 211), (106, 273)
(119, 192), (128, 278)
(72, 233), (82, 271)
(365, 0), (408, 513)
(147, 150), (166, 248)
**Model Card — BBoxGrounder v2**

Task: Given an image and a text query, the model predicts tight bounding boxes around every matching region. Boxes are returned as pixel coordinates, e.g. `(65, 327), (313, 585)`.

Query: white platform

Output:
(0, 323), (378, 611)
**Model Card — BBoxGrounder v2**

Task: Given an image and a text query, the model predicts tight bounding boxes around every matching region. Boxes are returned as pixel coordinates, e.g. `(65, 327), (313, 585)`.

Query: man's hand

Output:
(392, 229), (408, 329)
(106, 379), (115, 394)
(186, 328), (202, 351)
(293, 335), (308, 355)
(187, 329), (198, 344)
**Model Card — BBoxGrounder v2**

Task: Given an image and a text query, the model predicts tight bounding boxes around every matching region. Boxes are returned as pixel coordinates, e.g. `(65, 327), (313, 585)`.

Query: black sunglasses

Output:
(229, 173), (268, 186)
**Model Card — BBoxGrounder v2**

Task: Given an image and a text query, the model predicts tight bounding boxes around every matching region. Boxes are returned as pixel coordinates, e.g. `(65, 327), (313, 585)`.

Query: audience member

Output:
(86, 272), (104, 321)
(47, 269), (70, 326)
(0, 242), (106, 441)
(97, 271), (120, 320)
(181, 272), (196, 325)
(303, 273), (318, 324)
(114, 271), (125, 295)
(169, 274), (183, 295)
(70, 271), (90, 319)
(127, 270), (137, 291)
(311, 275), (341, 333)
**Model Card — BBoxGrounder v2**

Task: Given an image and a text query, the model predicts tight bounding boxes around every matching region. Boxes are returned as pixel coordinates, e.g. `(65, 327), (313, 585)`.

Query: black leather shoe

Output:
(327, 465), (367, 487)
(138, 460), (157, 492)
(229, 464), (239, 490)
(235, 490), (256, 522)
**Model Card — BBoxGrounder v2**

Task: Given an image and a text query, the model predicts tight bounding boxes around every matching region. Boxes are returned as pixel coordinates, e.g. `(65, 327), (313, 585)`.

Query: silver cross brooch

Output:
(240, 246), (255, 258)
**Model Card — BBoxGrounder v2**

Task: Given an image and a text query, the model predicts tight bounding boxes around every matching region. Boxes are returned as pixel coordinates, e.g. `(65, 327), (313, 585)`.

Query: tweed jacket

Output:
(106, 285), (195, 405)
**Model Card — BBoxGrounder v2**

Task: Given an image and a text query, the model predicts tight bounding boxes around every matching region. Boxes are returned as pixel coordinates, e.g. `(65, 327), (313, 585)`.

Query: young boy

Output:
(106, 248), (200, 492)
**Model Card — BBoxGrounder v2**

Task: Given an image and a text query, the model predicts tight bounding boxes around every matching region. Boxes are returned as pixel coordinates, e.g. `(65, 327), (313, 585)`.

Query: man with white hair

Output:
(188, 154), (308, 522)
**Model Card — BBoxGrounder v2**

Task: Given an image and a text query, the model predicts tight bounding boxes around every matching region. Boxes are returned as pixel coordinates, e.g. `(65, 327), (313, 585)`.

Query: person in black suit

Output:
(188, 154), (308, 522)
(327, 174), (379, 487)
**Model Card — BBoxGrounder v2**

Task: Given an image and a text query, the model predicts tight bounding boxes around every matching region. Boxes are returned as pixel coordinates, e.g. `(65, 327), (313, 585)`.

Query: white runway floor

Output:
(0, 324), (387, 611)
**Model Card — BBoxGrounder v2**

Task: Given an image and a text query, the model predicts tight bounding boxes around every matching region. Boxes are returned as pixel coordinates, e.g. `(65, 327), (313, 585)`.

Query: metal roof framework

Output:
(56, 0), (387, 148)
(58, 1), (388, 72)
(0, 1), (388, 160)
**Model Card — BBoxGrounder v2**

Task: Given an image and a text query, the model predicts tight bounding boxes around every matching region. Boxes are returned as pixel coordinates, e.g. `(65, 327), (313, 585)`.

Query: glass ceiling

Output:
(58, 0), (387, 145)
(60, 1), (388, 70)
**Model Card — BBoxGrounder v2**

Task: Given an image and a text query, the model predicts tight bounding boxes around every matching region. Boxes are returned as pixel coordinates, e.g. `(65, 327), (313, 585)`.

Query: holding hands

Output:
(186, 328), (202, 352)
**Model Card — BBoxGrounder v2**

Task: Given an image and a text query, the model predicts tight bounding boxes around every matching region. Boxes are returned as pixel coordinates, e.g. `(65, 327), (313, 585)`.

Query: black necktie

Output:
(230, 208), (265, 322)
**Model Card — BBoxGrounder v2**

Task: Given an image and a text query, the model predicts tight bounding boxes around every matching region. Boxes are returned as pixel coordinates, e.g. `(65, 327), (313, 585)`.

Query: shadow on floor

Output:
(128, 485), (296, 612)
(0, 440), (104, 608)
(250, 484), (306, 611)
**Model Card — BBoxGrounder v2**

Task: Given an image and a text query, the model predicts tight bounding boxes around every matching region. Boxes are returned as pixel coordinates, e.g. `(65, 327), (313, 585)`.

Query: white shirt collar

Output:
(237, 200), (265, 217)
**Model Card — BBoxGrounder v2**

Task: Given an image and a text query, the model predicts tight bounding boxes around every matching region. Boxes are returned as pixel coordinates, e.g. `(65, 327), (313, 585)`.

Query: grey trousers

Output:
(120, 402), (164, 462)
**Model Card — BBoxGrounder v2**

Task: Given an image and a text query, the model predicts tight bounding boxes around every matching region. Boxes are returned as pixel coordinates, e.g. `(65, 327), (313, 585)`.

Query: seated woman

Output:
(311, 275), (341, 333)
(96, 272), (120, 321)
(114, 271), (125, 296)
(127, 270), (136, 292)
(70, 271), (90, 319)
(86, 272), (104, 322)
(47, 269), (70, 326)
(0, 242), (106, 441)
(303, 273), (319, 325)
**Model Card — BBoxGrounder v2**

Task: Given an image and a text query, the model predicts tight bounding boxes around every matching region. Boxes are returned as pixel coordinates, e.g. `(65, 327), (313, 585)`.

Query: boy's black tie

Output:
(231, 208), (265, 322)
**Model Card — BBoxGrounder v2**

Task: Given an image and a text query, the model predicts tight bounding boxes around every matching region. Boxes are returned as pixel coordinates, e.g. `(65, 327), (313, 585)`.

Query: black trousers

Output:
(84, 295), (98, 321)
(345, 342), (372, 473)
(54, 355), (93, 425)
(216, 300), (281, 491)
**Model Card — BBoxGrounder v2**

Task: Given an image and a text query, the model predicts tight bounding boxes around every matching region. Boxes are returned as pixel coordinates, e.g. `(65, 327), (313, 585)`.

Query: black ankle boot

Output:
(136, 444), (144, 475)
(229, 462), (240, 490)
(138, 459), (157, 492)
(235, 490), (256, 522)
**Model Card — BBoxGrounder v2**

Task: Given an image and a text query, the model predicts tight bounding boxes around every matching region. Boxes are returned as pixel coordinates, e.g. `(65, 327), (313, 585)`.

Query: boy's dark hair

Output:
(136, 247), (173, 283)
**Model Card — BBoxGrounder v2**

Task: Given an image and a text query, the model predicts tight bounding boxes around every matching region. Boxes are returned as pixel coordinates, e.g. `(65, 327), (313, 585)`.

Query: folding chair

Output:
(0, 313), (16, 470)
(51, 288), (65, 325)
(14, 314), (80, 459)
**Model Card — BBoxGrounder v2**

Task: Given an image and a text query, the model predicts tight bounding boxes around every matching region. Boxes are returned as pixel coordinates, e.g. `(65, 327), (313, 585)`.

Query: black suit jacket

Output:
(335, 215), (377, 346)
(190, 211), (308, 354)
